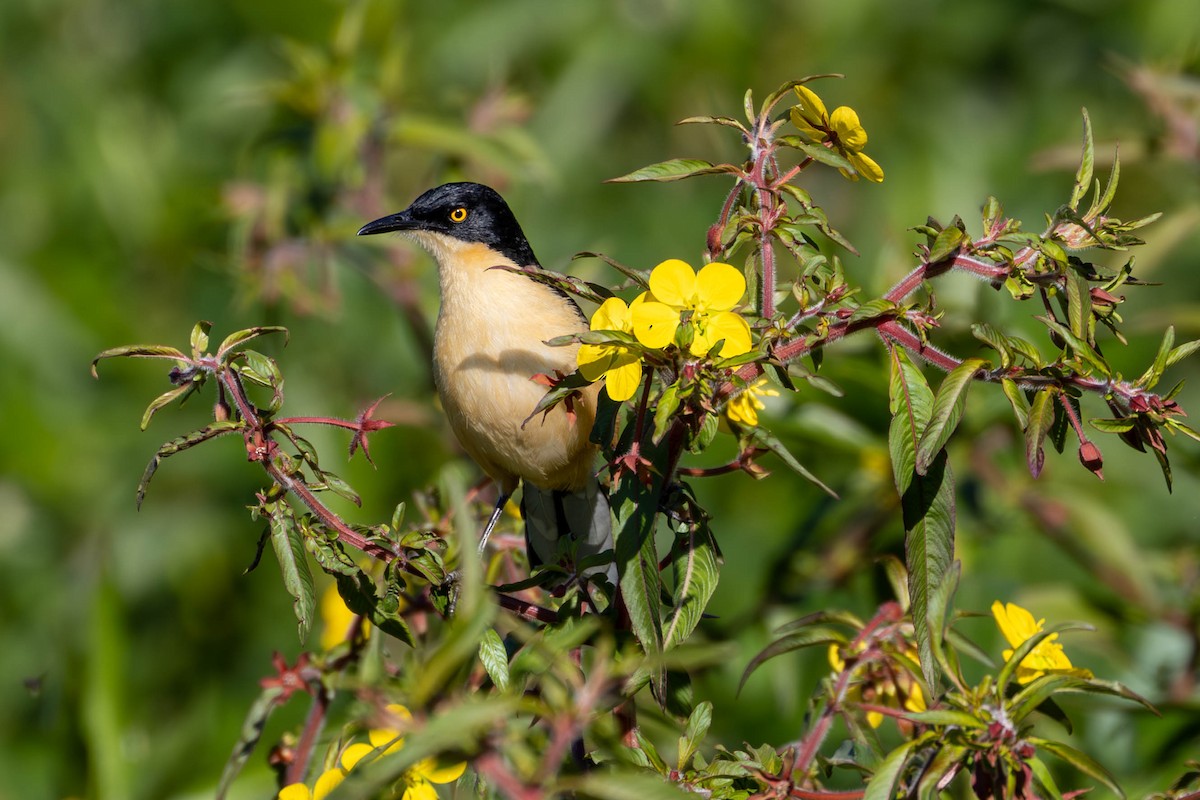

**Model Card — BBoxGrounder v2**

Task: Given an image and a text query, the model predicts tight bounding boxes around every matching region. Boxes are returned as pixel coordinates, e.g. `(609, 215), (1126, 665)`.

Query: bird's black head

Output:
(357, 182), (538, 266)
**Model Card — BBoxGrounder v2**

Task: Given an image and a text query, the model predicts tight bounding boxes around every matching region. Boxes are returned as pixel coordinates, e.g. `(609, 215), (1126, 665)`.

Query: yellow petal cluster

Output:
(790, 85), (884, 183)
(991, 601), (1090, 684)
(278, 704), (466, 800)
(576, 296), (643, 401)
(827, 642), (925, 729)
(725, 377), (780, 427)
(577, 260), (753, 402)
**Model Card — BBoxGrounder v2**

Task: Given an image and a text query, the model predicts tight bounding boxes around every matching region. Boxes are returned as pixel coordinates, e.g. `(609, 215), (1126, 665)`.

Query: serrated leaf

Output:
(1025, 388), (1056, 478)
(972, 323), (1014, 369)
(903, 448), (955, 691)
(888, 348), (934, 496)
(662, 518), (720, 650)
(607, 159), (739, 183)
(269, 507), (315, 644)
(916, 358), (985, 475)
(478, 628), (510, 691)
(1036, 315), (1109, 376)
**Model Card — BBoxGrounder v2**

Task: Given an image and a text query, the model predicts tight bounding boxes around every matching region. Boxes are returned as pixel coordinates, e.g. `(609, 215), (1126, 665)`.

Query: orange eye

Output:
(449, 207), (468, 223)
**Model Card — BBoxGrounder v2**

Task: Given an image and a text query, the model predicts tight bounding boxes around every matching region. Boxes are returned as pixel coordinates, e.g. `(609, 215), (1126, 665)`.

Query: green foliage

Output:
(7, 2), (1200, 799)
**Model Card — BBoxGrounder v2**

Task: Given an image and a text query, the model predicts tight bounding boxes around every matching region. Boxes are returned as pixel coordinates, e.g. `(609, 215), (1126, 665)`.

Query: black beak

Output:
(357, 210), (415, 236)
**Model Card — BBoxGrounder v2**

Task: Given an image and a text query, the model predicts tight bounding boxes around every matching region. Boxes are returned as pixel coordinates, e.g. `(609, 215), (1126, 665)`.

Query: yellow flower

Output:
(319, 582), (371, 652)
(577, 296), (644, 402)
(280, 704), (466, 800)
(790, 85), (884, 183)
(991, 601), (1090, 684)
(278, 766), (344, 800)
(631, 260), (752, 358)
(828, 642), (924, 729)
(725, 377), (780, 427)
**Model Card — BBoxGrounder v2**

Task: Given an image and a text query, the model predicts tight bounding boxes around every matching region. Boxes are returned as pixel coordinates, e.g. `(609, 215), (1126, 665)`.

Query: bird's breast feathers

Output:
(428, 241), (597, 490)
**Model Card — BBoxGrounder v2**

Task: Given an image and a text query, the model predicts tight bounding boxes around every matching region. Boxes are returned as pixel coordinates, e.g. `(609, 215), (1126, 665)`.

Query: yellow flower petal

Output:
(604, 357), (643, 401)
(866, 709), (884, 729)
(992, 601), (1040, 649)
(341, 742), (377, 771)
(849, 151), (884, 183)
(402, 780), (440, 800)
(694, 262), (746, 312)
(793, 85), (828, 129)
(632, 300), (681, 349)
(319, 582), (370, 651)
(279, 783), (313, 800)
(695, 311), (752, 357)
(830, 106), (868, 151)
(577, 343), (617, 381)
(827, 644), (845, 672)
(413, 756), (468, 785)
(647, 259), (697, 308)
(590, 296), (633, 333)
(313, 768), (346, 800)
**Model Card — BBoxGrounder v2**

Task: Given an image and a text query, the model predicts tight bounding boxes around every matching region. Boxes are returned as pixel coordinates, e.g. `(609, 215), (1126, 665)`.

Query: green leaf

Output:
(1025, 388), (1056, 478)
(747, 426), (837, 497)
(607, 159), (739, 183)
(1002, 379), (1030, 430)
(928, 224), (966, 265)
(139, 384), (194, 430)
(1064, 269), (1092, 342)
(1165, 336), (1200, 368)
(903, 449), (956, 692)
(916, 358), (985, 475)
(214, 685), (284, 800)
(1029, 756), (1064, 800)
(216, 325), (289, 357)
(612, 435), (670, 699)
(1036, 315), (1109, 376)
(863, 737), (926, 800)
(848, 298), (900, 325)
(268, 505), (315, 644)
(478, 628), (510, 691)
(781, 137), (854, 173)
(562, 771), (696, 800)
(1068, 109), (1095, 210)
(91, 344), (188, 377)
(1031, 737), (1125, 798)
(190, 320), (212, 356)
(653, 383), (682, 444)
(677, 700), (712, 770)
(1089, 417), (1136, 433)
(676, 115), (746, 132)
(888, 347), (934, 497)
(904, 708), (985, 728)
(662, 517), (721, 650)
(738, 625), (847, 694)
(1137, 325), (1174, 389)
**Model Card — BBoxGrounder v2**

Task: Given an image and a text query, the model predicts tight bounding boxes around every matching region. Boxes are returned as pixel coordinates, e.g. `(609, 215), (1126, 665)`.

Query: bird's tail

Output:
(520, 477), (616, 589)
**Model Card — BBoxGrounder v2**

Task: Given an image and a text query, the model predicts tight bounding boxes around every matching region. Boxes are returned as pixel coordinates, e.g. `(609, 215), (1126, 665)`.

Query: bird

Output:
(357, 182), (616, 588)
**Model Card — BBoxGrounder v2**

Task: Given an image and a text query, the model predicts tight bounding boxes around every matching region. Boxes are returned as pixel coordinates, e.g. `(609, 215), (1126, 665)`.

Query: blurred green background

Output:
(1, 0), (1198, 797)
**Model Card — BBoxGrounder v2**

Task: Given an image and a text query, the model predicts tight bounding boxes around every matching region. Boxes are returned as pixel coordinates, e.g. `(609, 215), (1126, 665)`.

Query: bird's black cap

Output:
(357, 182), (539, 267)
